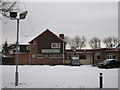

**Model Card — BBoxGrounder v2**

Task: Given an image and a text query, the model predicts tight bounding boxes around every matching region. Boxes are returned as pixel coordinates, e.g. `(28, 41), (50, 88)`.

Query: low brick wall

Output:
(13, 54), (29, 65)
(31, 58), (63, 65)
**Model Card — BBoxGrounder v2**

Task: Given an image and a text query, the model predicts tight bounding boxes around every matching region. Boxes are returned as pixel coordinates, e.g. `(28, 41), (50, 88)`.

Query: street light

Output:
(10, 11), (28, 86)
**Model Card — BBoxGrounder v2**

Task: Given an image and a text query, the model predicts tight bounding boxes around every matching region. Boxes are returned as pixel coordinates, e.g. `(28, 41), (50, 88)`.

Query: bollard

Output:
(99, 73), (103, 88)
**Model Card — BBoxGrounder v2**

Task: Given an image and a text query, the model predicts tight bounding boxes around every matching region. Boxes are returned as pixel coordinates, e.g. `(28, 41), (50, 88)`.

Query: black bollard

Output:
(99, 73), (103, 88)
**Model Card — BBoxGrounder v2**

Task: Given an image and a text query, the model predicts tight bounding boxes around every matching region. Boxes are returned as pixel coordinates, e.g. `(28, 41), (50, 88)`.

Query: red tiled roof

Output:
(29, 29), (66, 43)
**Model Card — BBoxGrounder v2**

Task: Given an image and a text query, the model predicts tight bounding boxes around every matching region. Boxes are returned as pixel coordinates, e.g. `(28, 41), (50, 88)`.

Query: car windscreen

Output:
(103, 60), (111, 64)
(72, 59), (80, 61)
(103, 60), (117, 64)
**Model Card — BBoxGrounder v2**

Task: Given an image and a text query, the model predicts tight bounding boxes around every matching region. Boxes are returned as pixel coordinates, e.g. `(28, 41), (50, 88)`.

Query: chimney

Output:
(59, 33), (64, 39)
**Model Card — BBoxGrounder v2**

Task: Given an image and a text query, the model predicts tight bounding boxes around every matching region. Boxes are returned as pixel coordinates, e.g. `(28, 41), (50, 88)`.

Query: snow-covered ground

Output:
(0, 52), (2, 90)
(2, 65), (118, 88)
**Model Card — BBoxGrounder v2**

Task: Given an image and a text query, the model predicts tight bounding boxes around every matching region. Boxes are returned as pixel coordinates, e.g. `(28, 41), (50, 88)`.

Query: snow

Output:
(2, 65), (118, 88)
(0, 52), (2, 90)
(0, 65), (2, 90)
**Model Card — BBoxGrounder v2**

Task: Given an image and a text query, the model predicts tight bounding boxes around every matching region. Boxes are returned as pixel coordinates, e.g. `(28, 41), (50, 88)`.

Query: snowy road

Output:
(2, 65), (118, 88)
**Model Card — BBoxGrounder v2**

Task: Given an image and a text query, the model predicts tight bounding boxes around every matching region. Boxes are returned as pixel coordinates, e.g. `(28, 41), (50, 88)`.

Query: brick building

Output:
(29, 29), (66, 65)
(65, 48), (120, 65)
(4, 29), (120, 65)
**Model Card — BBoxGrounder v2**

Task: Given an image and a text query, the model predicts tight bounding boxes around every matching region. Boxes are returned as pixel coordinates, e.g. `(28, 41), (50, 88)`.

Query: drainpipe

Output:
(29, 45), (31, 65)
(63, 42), (65, 65)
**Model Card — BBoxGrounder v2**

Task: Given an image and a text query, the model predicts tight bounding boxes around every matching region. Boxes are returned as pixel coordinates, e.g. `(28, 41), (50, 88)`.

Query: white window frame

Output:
(49, 54), (53, 58)
(32, 54), (36, 58)
(60, 54), (63, 58)
(26, 46), (29, 50)
(44, 54), (48, 58)
(37, 54), (43, 58)
(51, 43), (61, 48)
(32, 41), (36, 45)
(107, 55), (116, 59)
(53, 54), (59, 58)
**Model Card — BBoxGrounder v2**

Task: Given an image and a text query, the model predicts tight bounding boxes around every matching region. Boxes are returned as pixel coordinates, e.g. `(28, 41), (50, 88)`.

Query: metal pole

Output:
(99, 73), (103, 88)
(63, 42), (65, 65)
(15, 19), (19, 86)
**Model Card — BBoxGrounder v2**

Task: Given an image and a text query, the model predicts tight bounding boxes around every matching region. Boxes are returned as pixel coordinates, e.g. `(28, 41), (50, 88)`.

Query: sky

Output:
(1, 1), (119, 49)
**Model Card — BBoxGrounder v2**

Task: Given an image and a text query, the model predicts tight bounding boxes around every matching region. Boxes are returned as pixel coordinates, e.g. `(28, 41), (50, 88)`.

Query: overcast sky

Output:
(1, 1), (118, 49)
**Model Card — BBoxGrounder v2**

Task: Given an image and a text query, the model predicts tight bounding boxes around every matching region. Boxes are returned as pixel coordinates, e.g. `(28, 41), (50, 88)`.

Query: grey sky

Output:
(1, 2), (118, 48)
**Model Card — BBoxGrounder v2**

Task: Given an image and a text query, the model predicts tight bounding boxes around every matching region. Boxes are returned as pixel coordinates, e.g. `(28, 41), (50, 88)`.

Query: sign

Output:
(41, 49), (60, 53)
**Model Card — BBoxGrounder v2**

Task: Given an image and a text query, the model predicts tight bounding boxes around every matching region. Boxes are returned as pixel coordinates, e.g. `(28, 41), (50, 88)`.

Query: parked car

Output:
(98, 59), (120, 69)
(71, 57), (80, 66)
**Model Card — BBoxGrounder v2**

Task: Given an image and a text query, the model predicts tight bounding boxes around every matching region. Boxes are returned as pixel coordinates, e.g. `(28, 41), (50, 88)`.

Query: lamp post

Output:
(10, 11), (28, 86)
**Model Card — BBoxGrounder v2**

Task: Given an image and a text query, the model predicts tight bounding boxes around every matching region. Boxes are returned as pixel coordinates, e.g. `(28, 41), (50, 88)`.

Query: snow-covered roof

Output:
(116, 43), (120, 48)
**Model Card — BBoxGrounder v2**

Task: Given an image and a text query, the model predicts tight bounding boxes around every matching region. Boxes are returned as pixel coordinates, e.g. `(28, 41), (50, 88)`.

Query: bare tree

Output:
(89, 37), (101, 49)
(112, 37), (120, 47)
(0, 0), (19, 18)
(63, 36), (70, 43)
(68, 36), (87, 49)
(63, 36), (71, 49)
(103, 37), (112, 48)
(79, 36), (87, 49)
(74, 36), (81, 49)
(69, 37), (76, 49)
(103, 36), (119, 48)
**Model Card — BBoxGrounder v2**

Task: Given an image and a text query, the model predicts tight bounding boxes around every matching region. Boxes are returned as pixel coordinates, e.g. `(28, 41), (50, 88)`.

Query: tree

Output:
(112, 37), (120, 47)
(67, 36), (87, 49)
(103, 37), (112, 48)
(63, 36), (70, 43)
(0, 1), (19, 18)
(2, 39), (15, 55)
(89, 37), (101, 49)
(103, 37), (119, 48)
(2, 39), (9, 54)
(79, 36), (87, 49)
(74, 36), (81, 49)
(69, 37), (77, 49)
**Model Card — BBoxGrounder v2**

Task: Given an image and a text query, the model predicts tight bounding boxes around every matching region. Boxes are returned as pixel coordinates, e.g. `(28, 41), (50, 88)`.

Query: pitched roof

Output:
(29, 29), (66, 43)
(116, 43), (120, 48)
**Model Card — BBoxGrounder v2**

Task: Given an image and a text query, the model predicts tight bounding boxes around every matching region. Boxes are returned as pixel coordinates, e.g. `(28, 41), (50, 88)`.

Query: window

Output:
(107, 56), (109, 59)
(107, 55), (116, 59)
(32, 41), (36, 45)
(32, 54), (36, 58)
(49, 54), (53, 58)
(113, 56), (116, 59)
(79, 55), (86, 59)
(44, 54), (48, 58)
(60, 54), (63, 58)
(53, 54), (59, 58)
(110, 55), (112, 59)
(107, 55), (112, 59)
(51, 43), (60, 48)
(37, 54), (43, 58)
(65, 56), (71, 60)
(26, 46), (29, 51)
(96, 55), (101, 60)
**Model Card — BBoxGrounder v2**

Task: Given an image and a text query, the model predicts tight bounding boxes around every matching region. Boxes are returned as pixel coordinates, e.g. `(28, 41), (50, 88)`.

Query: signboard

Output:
(41, 49), (60, 53)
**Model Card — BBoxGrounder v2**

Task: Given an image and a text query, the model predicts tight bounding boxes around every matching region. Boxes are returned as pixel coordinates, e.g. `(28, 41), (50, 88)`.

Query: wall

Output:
(80, 54), (92, 65)
(65, 53), (92, 65)
(31, 58), (63, 65)
(13, 54), (29, 65)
